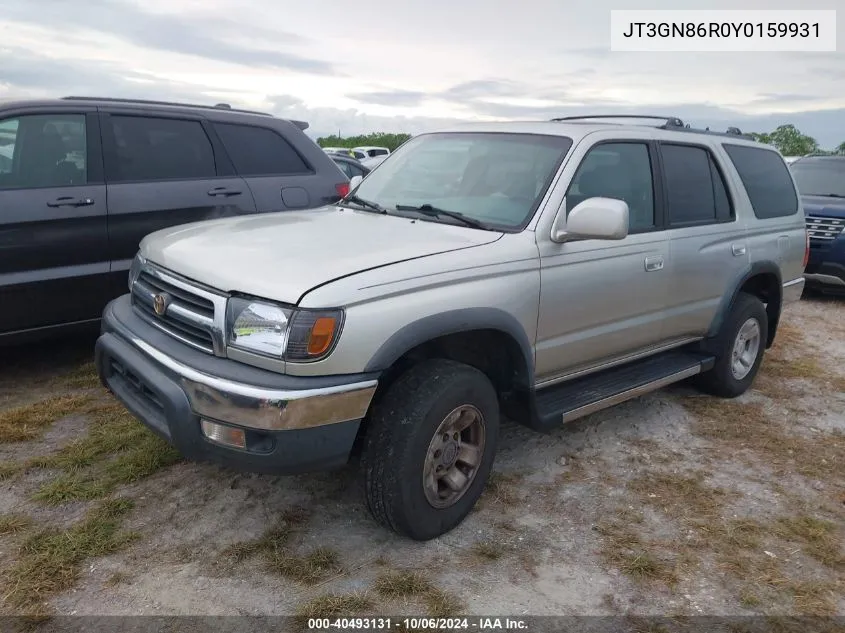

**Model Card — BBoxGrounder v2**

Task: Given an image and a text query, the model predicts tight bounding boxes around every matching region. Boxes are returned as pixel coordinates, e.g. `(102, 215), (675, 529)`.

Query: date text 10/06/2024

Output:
(307, 617), (529, 631)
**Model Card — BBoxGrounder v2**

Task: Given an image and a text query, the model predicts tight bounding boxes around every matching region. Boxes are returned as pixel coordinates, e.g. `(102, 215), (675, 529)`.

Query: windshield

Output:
(352, 132), (573, 230)
(790, 160), (845, 198)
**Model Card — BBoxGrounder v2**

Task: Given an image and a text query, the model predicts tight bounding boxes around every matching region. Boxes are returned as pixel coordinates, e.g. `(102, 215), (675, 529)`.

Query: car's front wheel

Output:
(361, 359), (500, 541)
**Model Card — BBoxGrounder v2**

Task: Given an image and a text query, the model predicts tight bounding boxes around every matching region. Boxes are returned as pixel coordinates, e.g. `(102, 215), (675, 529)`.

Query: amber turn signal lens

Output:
(307, 316), (336, 355)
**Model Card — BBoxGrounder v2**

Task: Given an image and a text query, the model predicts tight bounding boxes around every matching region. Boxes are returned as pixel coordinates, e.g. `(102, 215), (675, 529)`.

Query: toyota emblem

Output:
(153, 293), (169, 316)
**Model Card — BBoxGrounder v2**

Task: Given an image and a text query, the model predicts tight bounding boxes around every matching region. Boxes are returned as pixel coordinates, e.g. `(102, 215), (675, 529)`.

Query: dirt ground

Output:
(1, 292), (843, 624)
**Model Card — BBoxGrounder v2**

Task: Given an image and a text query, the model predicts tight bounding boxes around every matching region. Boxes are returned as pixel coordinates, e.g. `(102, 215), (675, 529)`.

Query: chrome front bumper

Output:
(128, 335), (377, 432)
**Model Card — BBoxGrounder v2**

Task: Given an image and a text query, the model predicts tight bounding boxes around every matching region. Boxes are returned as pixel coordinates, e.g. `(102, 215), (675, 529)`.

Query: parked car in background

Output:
(0, 96), (349, 344)
(353, 145), (390, 159)
(96, 115), (805, 541)
(790, 155), (845, 293)
(783, 156), (801, 164)
(324, 147), (368, 161)
(361, 154), (389, 169)
(329, 153), (371, 179)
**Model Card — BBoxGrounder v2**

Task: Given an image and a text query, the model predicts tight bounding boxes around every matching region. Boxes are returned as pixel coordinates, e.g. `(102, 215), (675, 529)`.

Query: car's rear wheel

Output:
(361, 358), (499, 541)
(694, 291), (768, 398)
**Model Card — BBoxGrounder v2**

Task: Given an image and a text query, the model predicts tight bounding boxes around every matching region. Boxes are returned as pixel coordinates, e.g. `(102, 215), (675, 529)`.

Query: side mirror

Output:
(551, 197), (629, 243)
(349, 175), (363, 190)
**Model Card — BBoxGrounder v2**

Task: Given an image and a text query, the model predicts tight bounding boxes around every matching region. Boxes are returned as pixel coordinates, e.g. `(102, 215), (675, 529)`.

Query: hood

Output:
(139, 206), (502, 304)
(802, 194), (845, 219)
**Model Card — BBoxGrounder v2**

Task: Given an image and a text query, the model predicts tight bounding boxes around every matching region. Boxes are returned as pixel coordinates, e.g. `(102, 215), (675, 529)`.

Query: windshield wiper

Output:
(340, 195), (388, 213)
(395, 203), (491, 229)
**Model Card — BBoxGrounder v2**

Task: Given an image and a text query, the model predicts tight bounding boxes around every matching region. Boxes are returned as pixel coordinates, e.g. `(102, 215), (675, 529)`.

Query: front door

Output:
(0, 110), (110, 335)
(535, 139), (670, 383)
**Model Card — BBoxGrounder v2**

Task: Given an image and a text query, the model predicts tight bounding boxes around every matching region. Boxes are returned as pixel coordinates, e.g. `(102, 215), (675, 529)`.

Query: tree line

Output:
(318, 126), (845, 158)
(748, 124), (845, 157)
(316, 132), (412, 152)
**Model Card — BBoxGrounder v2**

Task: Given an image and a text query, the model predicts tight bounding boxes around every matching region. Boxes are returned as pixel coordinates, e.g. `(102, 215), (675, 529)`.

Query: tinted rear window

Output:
(790, 159), (845, 198)
(215, 123), (310, 176)
(723, 144), (798, 218)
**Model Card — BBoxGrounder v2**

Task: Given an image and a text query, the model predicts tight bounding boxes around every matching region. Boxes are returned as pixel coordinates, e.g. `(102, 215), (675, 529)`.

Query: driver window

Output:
(566, 142), (655, 233)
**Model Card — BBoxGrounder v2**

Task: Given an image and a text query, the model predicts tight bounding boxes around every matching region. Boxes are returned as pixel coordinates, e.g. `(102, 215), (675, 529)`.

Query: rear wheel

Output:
(694, 292), (768, 398)
(361, 359), (499, 541)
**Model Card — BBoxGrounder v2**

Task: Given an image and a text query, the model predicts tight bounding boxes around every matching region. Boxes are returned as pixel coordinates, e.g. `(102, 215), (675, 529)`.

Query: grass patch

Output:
(680, 396), (845, 480)
(267, 547), (343, 585)
(788, 580), (838, 616)
(773, 516), (843, 569)
(0, 513), (33, 536)
(628, 470), (733, 523)
(29, 404), (181, 505)
(104, 571), (130, 587)
(471, 540), (504, 562)
(594, 521), (679, 586)
(0, 461), (25, 481)
(373, 570), (463, 617)
(2, 498), (137, 613)
(51, 362), (101, 390)
(0, 394), (95, 443)
(477, 471), (521, 509)
(224, 508), (343, 584)
(294, 593), (373, 626)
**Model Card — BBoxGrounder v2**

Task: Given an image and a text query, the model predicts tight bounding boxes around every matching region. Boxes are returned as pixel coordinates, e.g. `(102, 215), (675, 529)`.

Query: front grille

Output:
(131, 265), (222, 354)
(806, 215), (845, 242)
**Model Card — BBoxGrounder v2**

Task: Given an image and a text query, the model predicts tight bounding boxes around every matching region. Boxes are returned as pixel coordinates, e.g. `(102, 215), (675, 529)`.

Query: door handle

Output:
(731, 243), (747, 256)
(47, 197), (94, 208)
(644, 255), (664, 272)
(207, 187), (242, 197)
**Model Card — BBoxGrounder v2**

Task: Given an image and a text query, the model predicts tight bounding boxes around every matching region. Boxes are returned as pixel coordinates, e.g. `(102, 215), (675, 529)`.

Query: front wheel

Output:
(361, 359), (500, 541)
(694, 292), (768, 398)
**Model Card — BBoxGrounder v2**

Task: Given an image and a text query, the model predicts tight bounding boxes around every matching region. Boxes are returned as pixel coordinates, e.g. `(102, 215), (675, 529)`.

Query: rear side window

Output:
(215, 123), (310, 176)
(107, 116), (216, 183)
(661, 144), (733, 225)
(723, 144), (799, 218)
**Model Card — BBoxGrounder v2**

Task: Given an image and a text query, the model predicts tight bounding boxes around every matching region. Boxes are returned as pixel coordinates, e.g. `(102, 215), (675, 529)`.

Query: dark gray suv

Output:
(0, 96), (349, 344)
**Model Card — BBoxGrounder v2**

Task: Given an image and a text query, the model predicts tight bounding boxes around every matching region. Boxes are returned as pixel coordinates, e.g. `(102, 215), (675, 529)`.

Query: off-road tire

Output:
(693, 291), (768, 398)
(361, 358), (499, 541)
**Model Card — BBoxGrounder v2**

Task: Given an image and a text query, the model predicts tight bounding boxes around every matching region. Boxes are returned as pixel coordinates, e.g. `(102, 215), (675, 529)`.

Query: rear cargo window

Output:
(723, 144), (799, 219)
(215, 123), (310, 176)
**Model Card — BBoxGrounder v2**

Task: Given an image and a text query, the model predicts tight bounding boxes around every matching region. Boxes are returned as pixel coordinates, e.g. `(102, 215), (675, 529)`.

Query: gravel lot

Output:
(1, 293), (843, 624)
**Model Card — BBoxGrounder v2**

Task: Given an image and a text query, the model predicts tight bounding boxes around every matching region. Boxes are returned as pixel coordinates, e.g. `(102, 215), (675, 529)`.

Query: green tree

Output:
(836, 141), (845, 156)
(316, 132), (412, 152)
(749, 124), (818, 156)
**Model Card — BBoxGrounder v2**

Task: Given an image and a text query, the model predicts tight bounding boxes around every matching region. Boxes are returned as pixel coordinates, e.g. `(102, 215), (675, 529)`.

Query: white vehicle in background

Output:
(353, 145), (390, 159)
(324, 147), (368, 161)
(783, 156), (801, 164)
(361, 154), (389, 169)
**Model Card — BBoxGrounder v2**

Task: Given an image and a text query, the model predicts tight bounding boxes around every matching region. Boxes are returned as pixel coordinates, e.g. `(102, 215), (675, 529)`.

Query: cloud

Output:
(0, 0), (337, 75)
(346, 90), (428, 107)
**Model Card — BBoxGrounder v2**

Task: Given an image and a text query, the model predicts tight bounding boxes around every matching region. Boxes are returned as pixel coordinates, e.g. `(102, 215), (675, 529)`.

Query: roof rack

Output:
(549, 114), (753, 140)
(60, 96), (273, 117)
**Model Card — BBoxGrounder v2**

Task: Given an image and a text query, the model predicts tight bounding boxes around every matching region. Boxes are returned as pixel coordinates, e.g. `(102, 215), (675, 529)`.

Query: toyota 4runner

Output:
(95, 115), (808, 541)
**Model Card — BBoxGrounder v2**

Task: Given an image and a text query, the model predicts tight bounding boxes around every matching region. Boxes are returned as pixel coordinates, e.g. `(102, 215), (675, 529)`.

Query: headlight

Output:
(128, 253), (144, 291)
(226, 297), (343, 362)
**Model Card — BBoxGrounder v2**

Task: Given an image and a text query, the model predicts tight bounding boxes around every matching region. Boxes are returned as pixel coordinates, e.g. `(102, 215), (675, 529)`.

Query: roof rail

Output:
(60, 96), (273, 117)
(551, 114), (688, 128)
(550, 113), (753, 140)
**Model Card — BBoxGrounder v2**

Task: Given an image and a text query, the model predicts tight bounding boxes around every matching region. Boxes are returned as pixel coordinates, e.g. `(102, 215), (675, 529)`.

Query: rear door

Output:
(0, 108), (111, 335)
(660, 142), (749, 340)
(101, 111), (257, 295)
(212, 121), (343, 212)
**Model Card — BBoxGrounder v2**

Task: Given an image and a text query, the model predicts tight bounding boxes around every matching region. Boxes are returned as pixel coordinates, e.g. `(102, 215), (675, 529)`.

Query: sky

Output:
(1, 0), (844, 147)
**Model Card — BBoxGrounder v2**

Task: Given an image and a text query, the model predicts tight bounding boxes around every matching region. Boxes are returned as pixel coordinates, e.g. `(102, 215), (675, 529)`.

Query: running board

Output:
(532, 351), (715, 430)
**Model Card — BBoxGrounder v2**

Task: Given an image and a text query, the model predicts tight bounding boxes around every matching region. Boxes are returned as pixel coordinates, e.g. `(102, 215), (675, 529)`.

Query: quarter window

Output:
(0, 114), (87, 189)
(567, 142), (655, 232)
(215, 123), (310, 176)
(723, 144), (799, 219)
(106, 116), (216, 183)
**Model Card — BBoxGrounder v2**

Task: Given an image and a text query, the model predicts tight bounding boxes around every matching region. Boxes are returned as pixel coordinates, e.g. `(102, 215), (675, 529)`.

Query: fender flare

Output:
(707, 260), (783, 347)
(362, 307), (535, 386)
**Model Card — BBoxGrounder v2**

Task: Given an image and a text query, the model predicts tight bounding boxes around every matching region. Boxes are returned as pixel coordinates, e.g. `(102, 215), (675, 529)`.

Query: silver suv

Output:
(95, 115), (808, 541)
